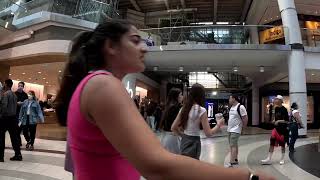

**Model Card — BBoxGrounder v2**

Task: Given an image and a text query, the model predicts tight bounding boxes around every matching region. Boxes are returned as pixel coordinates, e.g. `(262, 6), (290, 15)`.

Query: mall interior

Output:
(0, 0), (320, 179)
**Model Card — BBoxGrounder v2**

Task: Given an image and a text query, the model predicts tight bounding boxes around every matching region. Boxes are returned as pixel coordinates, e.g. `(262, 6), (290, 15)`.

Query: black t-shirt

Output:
(15, 91), (28, 116)
(274, 106), (289, 135)
(162, 104), (181, 132)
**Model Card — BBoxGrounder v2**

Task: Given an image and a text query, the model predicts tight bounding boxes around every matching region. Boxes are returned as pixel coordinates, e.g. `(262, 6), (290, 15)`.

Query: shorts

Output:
(270, 128), (285, 147)
(180, 134), (201, 160)
(228, 132), (240, 147)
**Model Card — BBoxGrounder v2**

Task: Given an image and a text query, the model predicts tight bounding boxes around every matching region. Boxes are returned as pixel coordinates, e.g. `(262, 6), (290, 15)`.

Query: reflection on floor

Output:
(2, 128), (320, 180)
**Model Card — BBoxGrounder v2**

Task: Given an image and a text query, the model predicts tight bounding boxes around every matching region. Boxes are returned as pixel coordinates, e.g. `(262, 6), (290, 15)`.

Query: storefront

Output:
(259, 26), (285, 44)
(305, 21), (320, 47)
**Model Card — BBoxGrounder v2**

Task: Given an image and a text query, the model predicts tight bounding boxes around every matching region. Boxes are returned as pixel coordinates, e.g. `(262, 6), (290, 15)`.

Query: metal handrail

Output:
(140, 25), (287, 31)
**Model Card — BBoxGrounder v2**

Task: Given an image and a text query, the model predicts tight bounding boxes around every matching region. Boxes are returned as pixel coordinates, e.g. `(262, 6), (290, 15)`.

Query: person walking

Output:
(0, 79), (23, 162)
(171, 84), (225, 160)
(288, 102), (304, 153)
(225, 94), (248, 168)
(55, 20), (273, 180)
(18, 90), (44, 151)
(159, 88), (183, 154)
(261, 95), (289, 165)
(15, 81), (28, 146)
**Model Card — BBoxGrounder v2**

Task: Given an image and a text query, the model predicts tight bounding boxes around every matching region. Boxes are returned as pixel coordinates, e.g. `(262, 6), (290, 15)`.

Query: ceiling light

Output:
(264, 19), (267, 22)
(46, 82), (49, 84)
(259, 66), (265, 73)
(276, 16), (279, 18)
(233, 66), (239, 72)
(216, 22), (229, 25)
(212, 91), (217, 96)
(22, 73), (25, 75)
(179, 66), (184, 72)
(38, 72), (41, 74)
(9, 74), (12, 76)
(28, 78), (31, 80)
(270, 17), (273, 20)
(206, 67), (211, 72)
(43, 77), (46, 80)
(312, 73), (315, 76)
(58, 70), (62, 73)
(153, 66), (158, 71)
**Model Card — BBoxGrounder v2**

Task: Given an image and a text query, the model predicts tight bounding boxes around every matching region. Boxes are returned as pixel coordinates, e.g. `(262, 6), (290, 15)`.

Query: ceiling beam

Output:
(213, 0), (218, 23)
(240, 0), (252, 23)
(129, 0), (141, 12)
(180, 0), (186, 9)
(164, 0), (169, 10)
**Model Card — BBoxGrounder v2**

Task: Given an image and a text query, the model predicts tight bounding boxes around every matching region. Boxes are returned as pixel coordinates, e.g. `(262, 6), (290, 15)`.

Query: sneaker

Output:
(261, 158), (272, 165)
(224, 163), (233, 168)
(10, 155), (22, 161)
(29, 145), (34, 151)
(280, 160), (285, 165)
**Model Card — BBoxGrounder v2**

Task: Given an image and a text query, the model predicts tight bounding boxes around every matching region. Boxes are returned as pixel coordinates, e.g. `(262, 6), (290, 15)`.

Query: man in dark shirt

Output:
(261, 95), (288, 165)
(0, 79), (23, 162)
(15, 82), (28, 146)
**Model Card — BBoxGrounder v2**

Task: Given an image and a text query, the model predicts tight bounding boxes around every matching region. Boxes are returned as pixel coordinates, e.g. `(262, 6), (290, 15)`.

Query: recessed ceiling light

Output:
(276, 16), (279, 18)
(312, 73), (315, 76)
(46, 82), (49, 84)
(22, 73), (25, 75)
(233, 66), (239, 72)
(43, 77), (46, 80)
(9, 74), (12, 76)
(58, 70), (62, 73)
(38, 72), (41, 74)
(270, 17), (273, 20)
(212, 91), (217, 96)
(28, 78), (31, 80)
(259, 66), (265, 73)
(179, 66), (184, 72)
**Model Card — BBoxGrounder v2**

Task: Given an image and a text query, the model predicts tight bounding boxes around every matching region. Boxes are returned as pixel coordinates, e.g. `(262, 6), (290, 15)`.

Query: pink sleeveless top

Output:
(68, 71), (140, 180)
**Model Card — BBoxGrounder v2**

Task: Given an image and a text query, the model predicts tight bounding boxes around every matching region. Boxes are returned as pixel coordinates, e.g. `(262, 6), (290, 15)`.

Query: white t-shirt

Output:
(292, 109), (301, 120)
(227, 103), (247, 134)
(184, 105), (207, 136)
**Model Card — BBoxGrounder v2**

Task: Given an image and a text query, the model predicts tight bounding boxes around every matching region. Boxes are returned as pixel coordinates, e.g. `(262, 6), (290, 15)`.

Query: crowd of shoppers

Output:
(0, 79), (44, 162)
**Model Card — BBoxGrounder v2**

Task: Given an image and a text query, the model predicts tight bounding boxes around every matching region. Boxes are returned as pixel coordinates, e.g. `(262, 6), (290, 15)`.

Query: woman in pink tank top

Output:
(55, 20), (274, 180)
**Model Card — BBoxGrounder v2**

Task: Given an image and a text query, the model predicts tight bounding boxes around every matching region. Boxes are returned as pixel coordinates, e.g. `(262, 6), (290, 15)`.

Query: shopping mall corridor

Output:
(2, 127), (319, 180)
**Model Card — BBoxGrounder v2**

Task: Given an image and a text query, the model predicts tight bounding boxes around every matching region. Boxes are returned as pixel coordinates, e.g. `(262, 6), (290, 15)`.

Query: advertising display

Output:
(305, 21), (320, 36)
(259, 26), (285, 44)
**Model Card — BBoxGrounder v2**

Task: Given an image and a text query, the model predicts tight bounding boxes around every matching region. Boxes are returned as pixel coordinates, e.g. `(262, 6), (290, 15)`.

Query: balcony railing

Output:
(140, 25), (289, 46)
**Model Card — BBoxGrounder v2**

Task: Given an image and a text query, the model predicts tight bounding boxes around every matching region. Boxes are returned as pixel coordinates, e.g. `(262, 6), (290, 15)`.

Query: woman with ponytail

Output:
(55, 20), (273, 180)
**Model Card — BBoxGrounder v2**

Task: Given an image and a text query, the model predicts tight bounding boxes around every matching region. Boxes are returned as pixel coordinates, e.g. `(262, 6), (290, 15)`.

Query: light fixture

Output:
(22, 72), (26, 75)
(312, 73), (315, 76)
(206, 67), (211, 72)
(28, 78), (31, 80)
(270, 17), (273, 20)
(58, 70), (62, 73)
(233, 66), (239, 72)
(9, 74), (12, 76)
(259, 66), (265, 73)
(212, 91), (217, 96)
(38, 71), (41, 74)
(276, 16), (279, 18)
(264, 19), (267, 22)
(153, 66), (158, 71)
(179, 66), (184, 72)
(46, 82), (49, 84)
(43, 77), (46, 80)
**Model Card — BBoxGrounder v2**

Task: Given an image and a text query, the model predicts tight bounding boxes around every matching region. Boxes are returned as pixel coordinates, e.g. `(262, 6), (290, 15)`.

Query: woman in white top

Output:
(289, 102), (304, 152)
(171, 83), (224, 160)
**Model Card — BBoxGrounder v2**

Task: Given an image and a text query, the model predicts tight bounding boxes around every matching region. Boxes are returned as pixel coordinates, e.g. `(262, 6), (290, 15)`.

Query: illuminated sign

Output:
(259, 26), (284, 44)
(305, 21), (320, 36)
(125, 81), (133, 98)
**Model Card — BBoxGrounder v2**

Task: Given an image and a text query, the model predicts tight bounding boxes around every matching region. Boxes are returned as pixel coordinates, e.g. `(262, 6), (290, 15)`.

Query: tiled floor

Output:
(2, 128), (320, 180)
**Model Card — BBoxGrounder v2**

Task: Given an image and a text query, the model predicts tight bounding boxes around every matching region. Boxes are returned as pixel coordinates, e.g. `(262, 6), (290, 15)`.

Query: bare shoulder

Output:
(84, 74), (124, 94)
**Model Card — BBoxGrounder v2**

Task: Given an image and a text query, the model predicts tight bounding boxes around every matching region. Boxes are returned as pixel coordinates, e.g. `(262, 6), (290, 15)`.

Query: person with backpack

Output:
(288, 102), (304, 153)
(225, 94), (248, 168)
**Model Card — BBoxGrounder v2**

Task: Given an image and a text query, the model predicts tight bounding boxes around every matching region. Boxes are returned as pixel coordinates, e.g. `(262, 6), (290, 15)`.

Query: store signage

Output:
(259, 26), (284, 44)
(125, 81), (134, 98)
(305, 21), (320, 36)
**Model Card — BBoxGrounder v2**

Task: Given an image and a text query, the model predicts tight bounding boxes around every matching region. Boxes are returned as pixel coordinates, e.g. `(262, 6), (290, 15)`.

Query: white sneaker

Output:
(280, 160), (285, 165)
(261, 158), (272, 165)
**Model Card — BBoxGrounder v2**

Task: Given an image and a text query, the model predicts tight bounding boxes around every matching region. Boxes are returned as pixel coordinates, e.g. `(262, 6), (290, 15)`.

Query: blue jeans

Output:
(289, 122), (299, 152)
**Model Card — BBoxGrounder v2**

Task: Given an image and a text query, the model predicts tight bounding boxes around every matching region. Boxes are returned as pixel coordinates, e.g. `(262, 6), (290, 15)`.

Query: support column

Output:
(249, 26), (260, 44)
(0, 64), (10, 83)
(252, 83), (260, 126)
(277, 0), (308, 136)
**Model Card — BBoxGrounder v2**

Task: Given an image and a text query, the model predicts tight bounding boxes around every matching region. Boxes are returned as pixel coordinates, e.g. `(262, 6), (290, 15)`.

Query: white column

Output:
(252, 83), (260, 126)
(277, 0), (307, 136)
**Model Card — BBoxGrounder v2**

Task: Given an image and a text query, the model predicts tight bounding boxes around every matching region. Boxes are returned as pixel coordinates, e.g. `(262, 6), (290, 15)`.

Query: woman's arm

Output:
(36, 102), (44, 123)
(200, 113), (221, 137)
(82, 75), (273, 180)
(171, 110), (184, 136)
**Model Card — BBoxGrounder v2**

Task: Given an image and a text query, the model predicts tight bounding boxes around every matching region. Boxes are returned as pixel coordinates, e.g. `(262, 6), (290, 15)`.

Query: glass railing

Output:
(301, 28), (320, 47)
(140, 25), (289, 46)
(0, 0), (120, 30)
